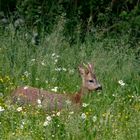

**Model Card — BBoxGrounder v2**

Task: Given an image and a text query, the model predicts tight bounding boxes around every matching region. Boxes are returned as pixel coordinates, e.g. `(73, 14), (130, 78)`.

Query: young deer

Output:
(11, 63), (102, 110)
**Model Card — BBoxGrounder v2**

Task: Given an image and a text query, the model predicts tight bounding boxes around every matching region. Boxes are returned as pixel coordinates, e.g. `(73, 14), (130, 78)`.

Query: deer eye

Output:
(89, 80), (94, 83)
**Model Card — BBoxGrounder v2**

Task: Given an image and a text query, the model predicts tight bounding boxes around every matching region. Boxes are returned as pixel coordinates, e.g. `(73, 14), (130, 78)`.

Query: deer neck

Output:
(71, 86), (88, 104)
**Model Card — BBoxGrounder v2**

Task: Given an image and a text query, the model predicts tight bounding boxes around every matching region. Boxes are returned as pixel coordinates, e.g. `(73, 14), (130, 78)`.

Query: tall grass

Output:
(0, 21), (140, 140)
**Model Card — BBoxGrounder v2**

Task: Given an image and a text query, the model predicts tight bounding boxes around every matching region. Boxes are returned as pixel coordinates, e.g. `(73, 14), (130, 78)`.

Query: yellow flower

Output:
(0, 78), (4, 83)
(21, 75), (26, 81)
(5, 75), (10, 81)
(102, 113), (106, 117)
(86, 112), (89, 115)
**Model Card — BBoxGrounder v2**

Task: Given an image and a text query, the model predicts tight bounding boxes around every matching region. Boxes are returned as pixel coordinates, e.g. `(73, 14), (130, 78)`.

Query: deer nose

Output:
(96, 85), (102, 91)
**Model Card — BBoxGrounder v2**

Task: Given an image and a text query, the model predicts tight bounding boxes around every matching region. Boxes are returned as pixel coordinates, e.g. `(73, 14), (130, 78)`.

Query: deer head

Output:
(78, 63), (102, 92)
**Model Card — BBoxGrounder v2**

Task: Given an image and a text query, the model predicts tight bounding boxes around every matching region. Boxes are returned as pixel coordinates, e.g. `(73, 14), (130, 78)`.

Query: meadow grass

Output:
(0, 24), (140, 140)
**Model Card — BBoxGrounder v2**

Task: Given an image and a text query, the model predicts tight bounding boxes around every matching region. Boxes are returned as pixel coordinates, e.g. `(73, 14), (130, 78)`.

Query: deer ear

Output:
(78, 66), (85, 75)
(88, 63), (94, 72)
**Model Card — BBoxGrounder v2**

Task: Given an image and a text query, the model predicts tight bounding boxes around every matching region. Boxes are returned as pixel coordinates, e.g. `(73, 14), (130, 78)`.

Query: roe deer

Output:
(11, 63), (102, 110)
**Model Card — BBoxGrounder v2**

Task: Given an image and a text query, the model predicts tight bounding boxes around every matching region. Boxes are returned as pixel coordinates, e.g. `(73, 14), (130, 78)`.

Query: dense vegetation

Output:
(0, 0), (140, 140)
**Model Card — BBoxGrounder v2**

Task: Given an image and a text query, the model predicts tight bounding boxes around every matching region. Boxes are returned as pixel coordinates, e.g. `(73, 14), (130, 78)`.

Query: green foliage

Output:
(0, 1), (140, 139)
(0, 0), (139, 43)
(0, 20), (140, 139)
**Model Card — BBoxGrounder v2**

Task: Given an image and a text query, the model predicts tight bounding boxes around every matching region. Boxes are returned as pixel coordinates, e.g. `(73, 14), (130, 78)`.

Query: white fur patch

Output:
(23, 86), (28, 90)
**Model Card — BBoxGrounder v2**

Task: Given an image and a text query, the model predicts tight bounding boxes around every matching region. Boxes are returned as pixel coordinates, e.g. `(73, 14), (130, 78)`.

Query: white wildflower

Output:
(56, 55), (60, 58)
(81, 113), (87, 119)
(14, 18), (24, 27)
(17, 107), (22, 112)
(24, 71), (30, 77)
(92, 116), (97, 122)
(55, 67), (67, 72)
(36, 78), (39, 81)
(46, 116), (52, 121)
(31, 59), (35, 62)
(82, 103), (89, 108)
(51, 87), (58, 92)
(118, 80), (125, 86)
(17, 97), (21, 101)
(37, 99), (42, 107)
(112, 94), (115, 97)
(43, 121), (50, 126)
(22, 121), (25, 125)
(54, 59), (58, 63)
(65, 100), (71, 105)
(52, 53), (56, 57)
(43, 115), (52, 126)
(37, 99), (41, 104)
(41, 61), (45, 66)
(20, 121), (25, 129)
(0, 106), (5, 112)
(20, 124), (24, 129)
(38, 104), (42, 108)
(131, 95), (134, 98)
(55, 68), (61, 71)
(45, 80), (48, 84)
(52, 53), (60, 58)
(56, 112), (61, 116)
(62, 68), (67, 71)
(69, 111), (74, 115)
(52, 114), (56, 117)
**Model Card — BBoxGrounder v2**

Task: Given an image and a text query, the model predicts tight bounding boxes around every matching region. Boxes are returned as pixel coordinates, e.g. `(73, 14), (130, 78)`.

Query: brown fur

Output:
(11, 63), (102, 110)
